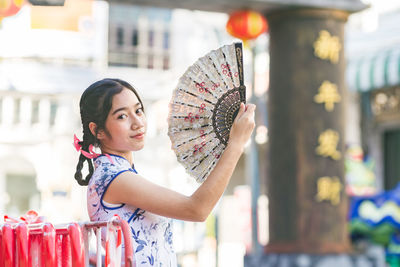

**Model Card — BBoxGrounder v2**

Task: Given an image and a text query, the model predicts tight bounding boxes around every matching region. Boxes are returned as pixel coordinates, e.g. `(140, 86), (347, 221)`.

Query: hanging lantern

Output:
(226, 10), (268, 41)
(0, 0), (24, 19)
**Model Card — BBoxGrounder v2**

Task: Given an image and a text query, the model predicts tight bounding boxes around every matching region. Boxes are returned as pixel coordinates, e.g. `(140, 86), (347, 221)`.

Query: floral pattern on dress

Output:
(87, 154), (176, 266)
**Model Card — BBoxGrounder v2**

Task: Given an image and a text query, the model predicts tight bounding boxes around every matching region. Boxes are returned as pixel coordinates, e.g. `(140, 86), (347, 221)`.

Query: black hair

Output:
(74, 78), (144, 186)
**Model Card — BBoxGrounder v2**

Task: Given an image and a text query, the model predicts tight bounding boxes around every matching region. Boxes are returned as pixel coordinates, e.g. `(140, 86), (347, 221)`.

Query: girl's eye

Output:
(136, 107), (144, 114)
(117, 114), (127, 119)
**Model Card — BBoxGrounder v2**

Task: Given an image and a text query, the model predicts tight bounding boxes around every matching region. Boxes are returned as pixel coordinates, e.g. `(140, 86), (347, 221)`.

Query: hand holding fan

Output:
(168, 43), (246, 183)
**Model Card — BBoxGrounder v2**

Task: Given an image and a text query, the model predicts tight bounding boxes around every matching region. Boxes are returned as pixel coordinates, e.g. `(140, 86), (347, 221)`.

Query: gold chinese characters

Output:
(315, 176), (342, 205)
(312, 29), (343, 205)
(316, 129), (341, 160)
(314, 81), (341, 112)
(313, 30), (341, 64)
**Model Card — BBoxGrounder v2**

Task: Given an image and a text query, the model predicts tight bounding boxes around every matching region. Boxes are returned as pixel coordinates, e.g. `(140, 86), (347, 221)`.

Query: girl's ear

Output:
(89, 122), (105, 140)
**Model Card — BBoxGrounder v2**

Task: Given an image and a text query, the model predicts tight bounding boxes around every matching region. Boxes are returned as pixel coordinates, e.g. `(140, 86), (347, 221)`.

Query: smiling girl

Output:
(74, 78), (255, 266)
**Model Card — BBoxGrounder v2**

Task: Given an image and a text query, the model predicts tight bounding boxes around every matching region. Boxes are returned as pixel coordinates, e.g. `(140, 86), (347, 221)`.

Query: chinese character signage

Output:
(313, 29), (344, 205)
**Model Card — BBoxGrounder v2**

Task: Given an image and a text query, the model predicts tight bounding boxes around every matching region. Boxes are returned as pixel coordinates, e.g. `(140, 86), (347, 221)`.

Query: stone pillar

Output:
(266, 9), (349, 253)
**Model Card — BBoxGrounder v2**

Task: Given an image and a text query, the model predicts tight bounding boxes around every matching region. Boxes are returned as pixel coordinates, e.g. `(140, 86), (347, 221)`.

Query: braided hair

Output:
(74, 78), (144, 186)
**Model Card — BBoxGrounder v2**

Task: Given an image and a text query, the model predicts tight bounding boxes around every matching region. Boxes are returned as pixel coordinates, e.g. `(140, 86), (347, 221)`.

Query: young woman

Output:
(74, 78), (255, 266)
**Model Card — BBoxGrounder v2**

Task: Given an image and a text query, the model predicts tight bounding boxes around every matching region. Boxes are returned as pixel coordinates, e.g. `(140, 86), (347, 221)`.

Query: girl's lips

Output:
(132, 133), (144, 139)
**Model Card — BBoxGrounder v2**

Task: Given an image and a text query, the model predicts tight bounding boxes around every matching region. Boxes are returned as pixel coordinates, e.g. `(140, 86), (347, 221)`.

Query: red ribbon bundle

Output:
(4, 210), (46, 224)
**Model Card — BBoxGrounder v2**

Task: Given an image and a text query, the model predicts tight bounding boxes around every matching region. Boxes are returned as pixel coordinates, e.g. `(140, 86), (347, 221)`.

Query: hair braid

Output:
(74, 154), (87, 186)
(74, 118), (97, 185)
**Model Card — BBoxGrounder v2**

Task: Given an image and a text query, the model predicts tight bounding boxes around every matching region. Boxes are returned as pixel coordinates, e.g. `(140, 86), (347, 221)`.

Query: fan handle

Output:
(234, 42), (245, 87)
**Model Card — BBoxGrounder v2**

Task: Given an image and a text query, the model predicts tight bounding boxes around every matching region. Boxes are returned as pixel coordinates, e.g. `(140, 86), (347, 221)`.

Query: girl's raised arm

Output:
(104, 103), (256, 221)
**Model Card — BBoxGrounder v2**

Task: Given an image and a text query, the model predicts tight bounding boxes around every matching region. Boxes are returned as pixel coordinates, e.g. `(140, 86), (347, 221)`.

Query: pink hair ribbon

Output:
(105, 154), (115, 165)
(73, 134), (114, 164)
(81, 144), (101, 159)
(73, 134), (82, 152)
(73, 134), (100, 159)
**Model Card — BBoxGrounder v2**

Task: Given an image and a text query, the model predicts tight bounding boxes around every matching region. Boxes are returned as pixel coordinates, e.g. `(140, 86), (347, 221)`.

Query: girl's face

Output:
(98, 88), (146, 154)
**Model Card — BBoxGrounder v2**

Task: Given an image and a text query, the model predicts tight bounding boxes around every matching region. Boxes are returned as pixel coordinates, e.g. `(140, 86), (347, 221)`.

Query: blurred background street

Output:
(1, 0), (400, 266)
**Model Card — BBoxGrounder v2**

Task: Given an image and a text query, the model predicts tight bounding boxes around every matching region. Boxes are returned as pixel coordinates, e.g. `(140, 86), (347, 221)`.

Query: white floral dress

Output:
(87, 154), (177, 267)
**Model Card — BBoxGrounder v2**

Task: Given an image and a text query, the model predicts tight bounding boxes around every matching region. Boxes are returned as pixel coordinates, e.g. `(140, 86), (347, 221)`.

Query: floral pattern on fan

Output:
(168, 43), (246, 183)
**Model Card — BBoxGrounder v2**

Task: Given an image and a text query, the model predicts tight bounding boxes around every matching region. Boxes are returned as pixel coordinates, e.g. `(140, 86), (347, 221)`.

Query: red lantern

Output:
(0, 0), (24, 19)
(226, 10), (268, 41)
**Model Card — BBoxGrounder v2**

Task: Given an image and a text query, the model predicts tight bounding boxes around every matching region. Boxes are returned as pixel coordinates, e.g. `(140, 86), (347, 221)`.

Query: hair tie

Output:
(73, 134), (114, 164)
(73, 134), (82, 152)
(73, 134), (100, 159)
(81, 144), (101, 159)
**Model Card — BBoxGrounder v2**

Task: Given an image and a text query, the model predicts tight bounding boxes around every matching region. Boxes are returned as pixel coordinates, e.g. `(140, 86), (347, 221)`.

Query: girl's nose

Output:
(131, 115), (145, 129)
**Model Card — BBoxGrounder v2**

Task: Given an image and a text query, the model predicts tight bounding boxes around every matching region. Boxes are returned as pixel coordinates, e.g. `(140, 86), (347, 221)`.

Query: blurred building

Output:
(0, 1), (263, 266)
(345, 1), (400, 192)
(0, 0), (108, 222)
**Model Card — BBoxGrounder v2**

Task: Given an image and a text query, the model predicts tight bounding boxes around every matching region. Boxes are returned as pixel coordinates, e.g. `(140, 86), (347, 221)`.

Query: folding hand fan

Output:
(168, 42), (246, 183)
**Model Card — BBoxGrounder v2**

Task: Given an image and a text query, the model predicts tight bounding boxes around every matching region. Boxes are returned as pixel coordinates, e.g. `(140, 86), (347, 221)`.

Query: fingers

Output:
(234, 102), (246, 122)
(245, 104), (256, 114)
(235, 103), (256, 121)
(241, 103), (256, 119)
(228, 103), (256, 147)
(242, 104), (256, 128)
